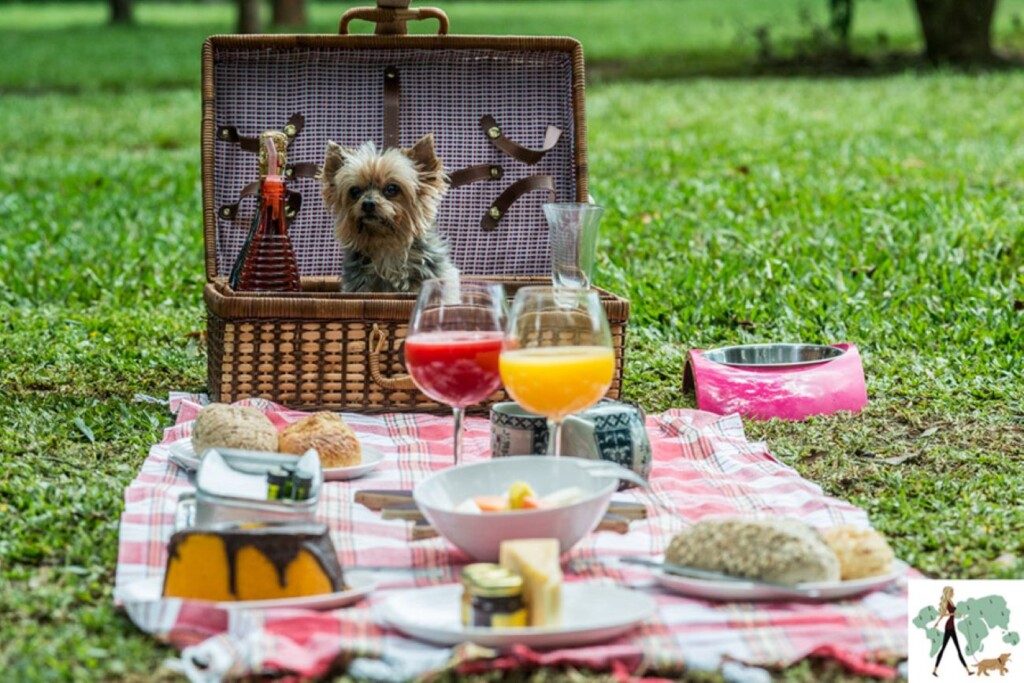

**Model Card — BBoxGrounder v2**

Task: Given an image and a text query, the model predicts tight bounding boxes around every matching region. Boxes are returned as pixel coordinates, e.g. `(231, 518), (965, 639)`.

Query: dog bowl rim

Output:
(702, 343), (845, 368)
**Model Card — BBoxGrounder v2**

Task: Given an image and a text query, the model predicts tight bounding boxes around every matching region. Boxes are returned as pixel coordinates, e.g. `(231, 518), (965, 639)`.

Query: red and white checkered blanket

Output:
(115, 396), (908, 680)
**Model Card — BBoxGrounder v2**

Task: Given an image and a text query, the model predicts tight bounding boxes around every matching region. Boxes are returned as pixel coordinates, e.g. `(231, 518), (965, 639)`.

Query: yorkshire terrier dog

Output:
(319, 134), (458, 292)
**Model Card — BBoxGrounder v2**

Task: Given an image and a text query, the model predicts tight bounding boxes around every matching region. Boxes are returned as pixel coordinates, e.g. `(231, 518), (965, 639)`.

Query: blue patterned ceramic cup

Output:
(489, 400), (652, 488)
(490, 402), (549, 457)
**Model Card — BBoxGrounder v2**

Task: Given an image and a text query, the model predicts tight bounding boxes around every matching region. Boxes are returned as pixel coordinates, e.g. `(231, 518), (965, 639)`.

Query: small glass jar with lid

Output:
(466, 569), (527, 628)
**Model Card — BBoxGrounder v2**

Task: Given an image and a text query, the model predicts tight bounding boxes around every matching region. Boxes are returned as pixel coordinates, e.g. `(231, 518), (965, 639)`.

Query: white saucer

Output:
(116, 570), (376, 611)
(378, 582), (655, 648)
(652, 560), (907, 602)
(168, 439), (386, 481)
(322, 446), (386, 481)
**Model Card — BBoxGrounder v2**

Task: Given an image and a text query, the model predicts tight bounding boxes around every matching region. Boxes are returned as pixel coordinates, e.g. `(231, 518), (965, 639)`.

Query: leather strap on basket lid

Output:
(480, 115), (562, 165)
(481, 175), (555, 231)
(339, 1), (449, 36)
(218, 183), (303, 221)
(218, 113), (305, 154)
(448, 163), (503, 188)
(216, 114), (313, 220)
(383, 66), (400, 149)
(368, 325), (417, 390)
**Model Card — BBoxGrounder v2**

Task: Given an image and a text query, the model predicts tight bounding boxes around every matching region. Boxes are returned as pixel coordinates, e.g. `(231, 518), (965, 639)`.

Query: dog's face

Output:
(1000, 653), (1011, 664)
(319, 134), (446, 255)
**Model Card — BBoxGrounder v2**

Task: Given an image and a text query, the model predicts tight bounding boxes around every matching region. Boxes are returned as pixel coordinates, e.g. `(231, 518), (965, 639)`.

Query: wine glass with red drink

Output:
(404, 279), (507, 464)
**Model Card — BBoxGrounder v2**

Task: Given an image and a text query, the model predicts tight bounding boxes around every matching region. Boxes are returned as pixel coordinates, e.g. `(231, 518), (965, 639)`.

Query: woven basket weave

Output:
(202, 4), (630, 413)
(205, 278), (628, 413)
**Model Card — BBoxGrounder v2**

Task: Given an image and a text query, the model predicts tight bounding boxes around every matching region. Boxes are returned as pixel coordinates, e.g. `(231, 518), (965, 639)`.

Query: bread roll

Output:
(279, 412), (361, 468)
(821, 525), (895, 580)
(191, 403), (279, 455)
(665, 517), (841, 585)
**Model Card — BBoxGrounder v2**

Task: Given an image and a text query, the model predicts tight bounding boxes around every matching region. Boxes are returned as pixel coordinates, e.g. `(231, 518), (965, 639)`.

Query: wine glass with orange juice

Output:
(500, 287), (614, 457)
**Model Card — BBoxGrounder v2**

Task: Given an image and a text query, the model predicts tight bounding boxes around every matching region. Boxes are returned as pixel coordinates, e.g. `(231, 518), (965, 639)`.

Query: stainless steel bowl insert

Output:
(703, 343), (844, 368)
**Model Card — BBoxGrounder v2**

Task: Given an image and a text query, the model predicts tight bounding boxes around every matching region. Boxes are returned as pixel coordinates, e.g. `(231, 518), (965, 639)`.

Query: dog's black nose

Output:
(361, 199), (376, 214)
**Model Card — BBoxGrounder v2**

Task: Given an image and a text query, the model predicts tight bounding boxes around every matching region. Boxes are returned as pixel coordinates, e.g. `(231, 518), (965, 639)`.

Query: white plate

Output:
(652, 560), (907, 602)
(378, 582), (655, 648)
(322, 445), (386, 481)
(168, 439), (386, 481)
(116, 570), (376, 611)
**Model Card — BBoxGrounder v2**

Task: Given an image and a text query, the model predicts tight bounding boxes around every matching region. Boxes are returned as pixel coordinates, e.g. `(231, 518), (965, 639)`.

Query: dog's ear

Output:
(405, 133), (441, 174)
(320, 141), (346, 186)
(320, 141), (351, 208)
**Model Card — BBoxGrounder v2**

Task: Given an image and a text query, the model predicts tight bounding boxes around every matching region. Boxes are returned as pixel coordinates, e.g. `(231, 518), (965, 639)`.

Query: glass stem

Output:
(452, 406), (465, 465)
(547, 418), (564, 457)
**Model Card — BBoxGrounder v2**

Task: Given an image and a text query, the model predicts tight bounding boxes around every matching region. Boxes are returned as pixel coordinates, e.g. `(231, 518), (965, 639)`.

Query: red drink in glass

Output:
(404, 331), (505, 407)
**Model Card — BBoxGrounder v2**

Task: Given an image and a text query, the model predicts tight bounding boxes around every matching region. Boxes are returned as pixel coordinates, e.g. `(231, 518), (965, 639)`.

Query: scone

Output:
(665, 517), (841, 585)
(279, 412), (361, 468)
(191, 403), (279, 455)
(821, 525), (895, 580)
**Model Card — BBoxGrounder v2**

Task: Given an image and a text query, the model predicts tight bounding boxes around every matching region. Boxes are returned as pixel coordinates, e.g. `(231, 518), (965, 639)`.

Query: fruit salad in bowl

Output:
(413, 457), (615, 561)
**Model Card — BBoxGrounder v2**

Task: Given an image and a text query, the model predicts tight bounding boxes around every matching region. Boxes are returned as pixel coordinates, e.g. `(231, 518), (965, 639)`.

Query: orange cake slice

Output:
(163, 523), (344, 602)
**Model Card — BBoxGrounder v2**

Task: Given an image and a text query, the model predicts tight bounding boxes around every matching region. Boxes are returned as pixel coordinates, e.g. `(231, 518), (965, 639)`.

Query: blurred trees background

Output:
(237, 0), (307, 32)
(913, 0), (998, 61)
(105, 0), (308, 31)
(825, 0), (998, 62)
(100, 0), (1003, 64)
(237, 0), (260, 32)
(272, 0), (307, 27)
(109, 0), (133, 24)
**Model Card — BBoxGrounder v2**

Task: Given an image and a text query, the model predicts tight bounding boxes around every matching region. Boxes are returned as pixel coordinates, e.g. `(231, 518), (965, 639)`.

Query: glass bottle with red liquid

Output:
(231, 131), (301, 292)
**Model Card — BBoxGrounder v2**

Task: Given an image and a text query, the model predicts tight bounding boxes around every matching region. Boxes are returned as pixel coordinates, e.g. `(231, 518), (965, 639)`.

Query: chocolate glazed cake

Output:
(162, 522), (344, 601)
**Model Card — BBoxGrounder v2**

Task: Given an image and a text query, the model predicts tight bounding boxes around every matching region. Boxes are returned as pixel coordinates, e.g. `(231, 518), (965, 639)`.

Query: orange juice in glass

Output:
(500, 346), (614, 421)
(500, 287), (613, 457)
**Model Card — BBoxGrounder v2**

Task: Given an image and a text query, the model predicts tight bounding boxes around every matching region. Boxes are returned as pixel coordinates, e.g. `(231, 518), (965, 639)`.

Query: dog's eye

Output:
(348, 186), (362, 200)
(383, 183), (400, 198)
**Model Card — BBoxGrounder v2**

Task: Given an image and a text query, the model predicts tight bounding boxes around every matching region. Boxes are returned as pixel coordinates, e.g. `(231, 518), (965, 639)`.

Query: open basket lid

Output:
(201, 0), (588, 284)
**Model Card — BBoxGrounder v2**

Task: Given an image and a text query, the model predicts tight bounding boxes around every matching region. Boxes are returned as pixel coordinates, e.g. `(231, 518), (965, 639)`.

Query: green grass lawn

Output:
(2, 1), (1024, 681)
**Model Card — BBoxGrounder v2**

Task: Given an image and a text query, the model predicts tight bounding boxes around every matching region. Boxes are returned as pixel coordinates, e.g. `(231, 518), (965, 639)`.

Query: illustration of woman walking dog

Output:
(933, 586), (974, 677)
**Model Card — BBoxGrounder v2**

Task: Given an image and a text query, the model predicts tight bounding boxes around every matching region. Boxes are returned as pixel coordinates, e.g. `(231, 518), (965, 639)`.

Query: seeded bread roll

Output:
(279, 412), (361, 468)
(191, 403), (279, 456)
(821, 525), (895, 580)
(665, 517), (841, 585)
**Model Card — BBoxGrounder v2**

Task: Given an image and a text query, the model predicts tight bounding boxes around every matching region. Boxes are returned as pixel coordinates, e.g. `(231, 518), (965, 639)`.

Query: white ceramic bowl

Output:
(413, 456), (616, 561)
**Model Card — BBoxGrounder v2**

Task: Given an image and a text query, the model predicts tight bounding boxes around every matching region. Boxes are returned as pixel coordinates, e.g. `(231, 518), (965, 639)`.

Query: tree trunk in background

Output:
(913, 0), (999, 63)
(272, 0), (308, 28)
(830, 0), (854, 48)
(237, 0), (261, 34)
(109, 0), (133, 25)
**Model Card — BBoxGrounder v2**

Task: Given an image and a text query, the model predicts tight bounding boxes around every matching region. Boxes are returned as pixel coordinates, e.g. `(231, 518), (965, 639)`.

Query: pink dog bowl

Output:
(683, 343), (867, 421)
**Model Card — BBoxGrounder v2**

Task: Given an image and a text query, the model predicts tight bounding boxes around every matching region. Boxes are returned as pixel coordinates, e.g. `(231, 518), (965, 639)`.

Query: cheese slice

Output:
(499, 539), (562, 627)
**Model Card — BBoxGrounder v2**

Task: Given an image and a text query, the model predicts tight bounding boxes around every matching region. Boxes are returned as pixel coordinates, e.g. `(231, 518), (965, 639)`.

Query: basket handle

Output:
(339, 4), (450, 36)
(368, 325), (418, 390)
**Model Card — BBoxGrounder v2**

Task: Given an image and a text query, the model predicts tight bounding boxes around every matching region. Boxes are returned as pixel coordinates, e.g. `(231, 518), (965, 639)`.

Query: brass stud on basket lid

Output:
(284, 123), (298, 137)
(487, 126), (501, 139)
(488, 206), (501, 220)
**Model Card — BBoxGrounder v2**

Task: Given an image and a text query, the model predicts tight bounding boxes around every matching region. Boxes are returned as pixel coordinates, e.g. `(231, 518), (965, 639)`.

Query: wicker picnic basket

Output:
(201, 0), (630, 413)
